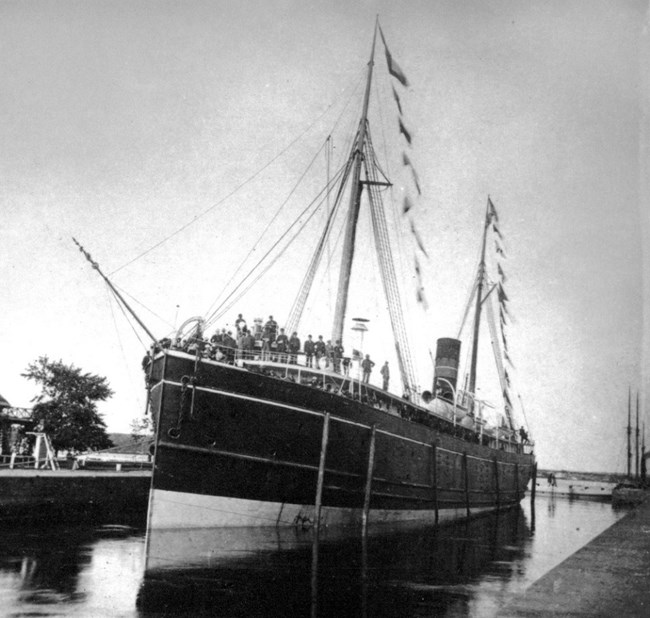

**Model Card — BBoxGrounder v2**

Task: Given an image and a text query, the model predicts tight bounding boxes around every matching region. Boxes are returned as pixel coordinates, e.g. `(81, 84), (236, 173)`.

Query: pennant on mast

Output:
(392, 85), (403, 115)
(487, 196), (499, 222)
(379, 26), (409, 87)
(409, 218), (429, 257)
(402, 152), (422, 195)
(399, 117), (412, 145)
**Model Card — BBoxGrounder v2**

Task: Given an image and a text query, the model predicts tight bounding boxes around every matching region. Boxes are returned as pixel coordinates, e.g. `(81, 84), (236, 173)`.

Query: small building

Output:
(0, 393), (35, 464)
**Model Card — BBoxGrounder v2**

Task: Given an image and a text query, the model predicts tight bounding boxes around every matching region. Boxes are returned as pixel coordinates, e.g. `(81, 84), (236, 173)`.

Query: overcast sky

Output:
(1, 0), (648, 473)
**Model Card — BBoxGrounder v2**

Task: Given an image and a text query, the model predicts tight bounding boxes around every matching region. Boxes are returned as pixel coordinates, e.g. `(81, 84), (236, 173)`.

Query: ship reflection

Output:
(137, 507), (530, 617)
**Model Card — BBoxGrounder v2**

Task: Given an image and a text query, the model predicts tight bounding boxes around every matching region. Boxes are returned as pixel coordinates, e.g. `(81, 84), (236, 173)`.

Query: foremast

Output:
(331, 21), (378, 345)
(467, 201), (490, 398)
(459, 198), (515, 431)
(286, 20), (419, 395)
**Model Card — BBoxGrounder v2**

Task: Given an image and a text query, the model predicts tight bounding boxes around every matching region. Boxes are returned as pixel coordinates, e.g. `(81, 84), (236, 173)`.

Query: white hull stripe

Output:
(147, 488), (499, 530)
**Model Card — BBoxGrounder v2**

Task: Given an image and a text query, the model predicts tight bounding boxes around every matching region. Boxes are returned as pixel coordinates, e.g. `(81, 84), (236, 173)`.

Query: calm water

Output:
(0, 497), (628, 617)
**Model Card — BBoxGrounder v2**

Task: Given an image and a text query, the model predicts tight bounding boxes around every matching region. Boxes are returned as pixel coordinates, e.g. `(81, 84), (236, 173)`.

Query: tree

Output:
(130, 415), (153, 445)
(22, 356), (114, 455)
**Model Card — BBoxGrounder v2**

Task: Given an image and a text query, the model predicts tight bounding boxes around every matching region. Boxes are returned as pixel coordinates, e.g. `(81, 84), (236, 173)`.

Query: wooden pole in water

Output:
(431, 442), (439, 525)
(314, 413), (331, 537)
(494, 456), (500, 510)
(530, 462), (537, 534)
(463, 452), (470, 518)
(515, 462), (521, 503)
(531, 462), (537, 503)
(362, 425), (377, 534)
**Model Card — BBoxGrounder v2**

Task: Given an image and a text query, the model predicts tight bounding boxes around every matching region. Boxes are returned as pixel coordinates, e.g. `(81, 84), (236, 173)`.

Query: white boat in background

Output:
(531, 474), (616, 501)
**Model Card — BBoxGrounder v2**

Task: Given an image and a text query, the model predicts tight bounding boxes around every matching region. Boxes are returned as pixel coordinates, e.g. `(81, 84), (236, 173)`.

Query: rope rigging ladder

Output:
(363, 131), (419, 396)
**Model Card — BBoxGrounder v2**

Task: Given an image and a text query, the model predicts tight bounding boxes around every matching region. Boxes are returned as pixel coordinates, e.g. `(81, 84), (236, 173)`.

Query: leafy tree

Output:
(22, 356), (114, 455)
(130, 415), (154, 445)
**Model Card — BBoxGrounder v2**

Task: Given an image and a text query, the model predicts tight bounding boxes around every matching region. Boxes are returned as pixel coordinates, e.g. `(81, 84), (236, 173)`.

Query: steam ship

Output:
(78, 20), (536, 536)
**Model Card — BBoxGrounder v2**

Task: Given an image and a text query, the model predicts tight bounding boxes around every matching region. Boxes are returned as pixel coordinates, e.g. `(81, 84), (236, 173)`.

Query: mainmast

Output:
(467, 199), (491, 398)
(331, 21), (378, 344)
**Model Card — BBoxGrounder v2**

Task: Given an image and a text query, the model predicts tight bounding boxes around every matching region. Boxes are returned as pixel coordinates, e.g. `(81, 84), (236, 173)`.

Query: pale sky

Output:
(1, 0), (648, 473)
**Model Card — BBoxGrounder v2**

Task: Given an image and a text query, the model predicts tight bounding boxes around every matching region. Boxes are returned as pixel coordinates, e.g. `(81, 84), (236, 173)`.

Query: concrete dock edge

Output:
(500, 495), (650, 617)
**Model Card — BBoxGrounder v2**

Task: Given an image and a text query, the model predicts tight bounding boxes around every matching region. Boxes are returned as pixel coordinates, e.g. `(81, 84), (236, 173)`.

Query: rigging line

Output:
(205, 163), (349, 327)
(203, 137), (332, 318)
(113, 283), (175, 332)
(104, 287), (145, 410)
(205, 161), (348, 326)
(308, 199), (349, 307)
(367, 126), (412, 331)
(107, 285), (149, 351)
(456, 280), (478, 339)
(329, 68), (367, 139)
(109, 77), (364, 279)
(204, 161), (347, 328)
(517, 393), (530, 433)
(484, 287), (514, 430)
(284, 159), (352, 333)
(366, 160), (418, 393)
(215, 171), (350, 326)
(285, 123), (371, 332)
(326, 136), (332, 314)
(211, 181), (345, 324)
(213, 164), (348, 324)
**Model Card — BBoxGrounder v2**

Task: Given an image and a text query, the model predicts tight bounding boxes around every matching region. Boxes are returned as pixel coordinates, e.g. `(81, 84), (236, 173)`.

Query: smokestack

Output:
(433, 338), (461, 397)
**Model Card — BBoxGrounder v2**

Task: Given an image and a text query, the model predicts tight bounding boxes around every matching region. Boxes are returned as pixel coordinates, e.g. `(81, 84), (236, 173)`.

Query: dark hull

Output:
(146, 351), (534, 529)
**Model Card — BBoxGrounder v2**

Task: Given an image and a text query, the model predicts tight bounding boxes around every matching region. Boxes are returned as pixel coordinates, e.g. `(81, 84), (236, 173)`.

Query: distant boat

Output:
(531, 472), (615, 501)
(77, 21), (536, 541)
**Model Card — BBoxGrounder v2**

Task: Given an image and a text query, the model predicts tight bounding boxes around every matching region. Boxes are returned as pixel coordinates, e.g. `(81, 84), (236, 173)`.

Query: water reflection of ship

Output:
(137, 508), (529, 617)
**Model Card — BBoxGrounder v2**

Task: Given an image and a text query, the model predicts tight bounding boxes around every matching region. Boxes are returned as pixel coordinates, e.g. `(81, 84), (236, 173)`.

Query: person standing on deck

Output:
(304, 335), (315, 368)
(519, 426), (529, 445)
(333, 340), (344, 373)
(314, 335), (326, 369)
(276, 328), (289, 362)
(361, 354), (375, 383)
(325, 340), (333, 370)
(236, 329), (246, 360)
(264, 316), (278, 342)
(380, 361), (390, 390)
(288, 332), (301, 364)
(235, 313), (247, 334)
(243, 329), (256, 359)
(263, 317), (277, 361)
(222, 331), (237, 363)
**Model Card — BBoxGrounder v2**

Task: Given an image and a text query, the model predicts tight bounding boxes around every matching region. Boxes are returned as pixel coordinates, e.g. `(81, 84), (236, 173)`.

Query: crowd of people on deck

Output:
(142, 313), (529, 453)
(146, 313), (390, 389)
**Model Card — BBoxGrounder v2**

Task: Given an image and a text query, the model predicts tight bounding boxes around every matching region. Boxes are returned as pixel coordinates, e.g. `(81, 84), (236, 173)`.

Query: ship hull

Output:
(146, 351), (534, 530)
